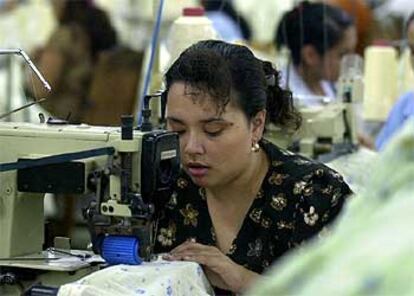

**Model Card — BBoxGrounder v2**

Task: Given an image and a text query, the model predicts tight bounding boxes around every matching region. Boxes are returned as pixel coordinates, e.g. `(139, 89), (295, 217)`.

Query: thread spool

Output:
(166, 7), (218, 66)
(362, 45), (398, 121)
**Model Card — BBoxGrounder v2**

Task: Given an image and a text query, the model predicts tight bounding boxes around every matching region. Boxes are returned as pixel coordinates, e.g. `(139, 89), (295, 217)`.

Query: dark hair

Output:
(59, 0), (117, 61)
(275, 1), (354, 66)
(164, 40), (301, 131)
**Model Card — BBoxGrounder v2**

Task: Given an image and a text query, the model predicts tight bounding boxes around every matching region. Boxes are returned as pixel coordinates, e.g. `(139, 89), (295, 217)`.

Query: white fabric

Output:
(58, 260), (214, 296)
(325, 147), (378, 195)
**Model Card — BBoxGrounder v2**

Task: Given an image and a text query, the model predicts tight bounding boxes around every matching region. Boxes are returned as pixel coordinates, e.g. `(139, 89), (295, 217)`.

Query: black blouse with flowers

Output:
(153, 139), (352, 274)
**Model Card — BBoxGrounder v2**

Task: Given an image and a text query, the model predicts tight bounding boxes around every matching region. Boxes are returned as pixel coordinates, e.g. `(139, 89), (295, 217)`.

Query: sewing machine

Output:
(266, 101), (350, 160)
(0, 105), (180, 294)
(266, 54), (363, 161)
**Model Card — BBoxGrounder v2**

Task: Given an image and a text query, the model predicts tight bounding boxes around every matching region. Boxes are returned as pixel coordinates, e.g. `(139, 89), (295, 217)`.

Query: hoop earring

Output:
(251, 142), (260, 153)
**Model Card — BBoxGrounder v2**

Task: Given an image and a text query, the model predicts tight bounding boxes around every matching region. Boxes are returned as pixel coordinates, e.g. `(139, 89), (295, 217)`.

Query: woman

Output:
(201, 0), (251, 42)
(28, 0), (117, 123)
(154, 40), (352, 294)
(275, 1), (357, 105)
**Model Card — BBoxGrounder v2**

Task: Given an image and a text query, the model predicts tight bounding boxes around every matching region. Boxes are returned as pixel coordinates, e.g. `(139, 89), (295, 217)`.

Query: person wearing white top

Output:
(280, 63), (336, 107)
(275, 1), (357, 106)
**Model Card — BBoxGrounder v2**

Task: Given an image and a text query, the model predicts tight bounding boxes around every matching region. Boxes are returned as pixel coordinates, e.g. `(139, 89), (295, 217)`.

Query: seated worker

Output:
(26, 0), (117, 123)
(275, 1), (357, 106)
(154, 40), (352, 294)
(201, 0), (251, 42)
(376, 12), (414, 151)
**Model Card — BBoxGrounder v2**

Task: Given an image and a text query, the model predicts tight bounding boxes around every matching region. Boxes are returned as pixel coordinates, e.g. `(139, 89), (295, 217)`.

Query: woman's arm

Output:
(164, 240), (261, 293)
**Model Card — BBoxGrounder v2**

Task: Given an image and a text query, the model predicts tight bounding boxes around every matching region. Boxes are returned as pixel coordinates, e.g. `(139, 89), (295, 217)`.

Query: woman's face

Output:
(321, 26), (357, 82)
(166, 82), (264, 188)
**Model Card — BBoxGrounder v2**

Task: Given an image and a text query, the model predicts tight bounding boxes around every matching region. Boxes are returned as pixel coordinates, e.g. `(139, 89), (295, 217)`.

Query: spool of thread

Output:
(166, 7), (218, 66)
(362, 45), (398, 121)
(101, 235), (142, 265)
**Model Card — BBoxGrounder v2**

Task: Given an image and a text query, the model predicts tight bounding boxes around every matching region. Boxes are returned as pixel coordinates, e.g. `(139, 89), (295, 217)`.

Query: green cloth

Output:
(248, 119), (414, 296)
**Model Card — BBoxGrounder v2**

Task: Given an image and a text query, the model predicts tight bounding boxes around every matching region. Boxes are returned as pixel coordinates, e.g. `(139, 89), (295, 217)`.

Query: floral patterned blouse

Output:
(154, 139), (352, 277)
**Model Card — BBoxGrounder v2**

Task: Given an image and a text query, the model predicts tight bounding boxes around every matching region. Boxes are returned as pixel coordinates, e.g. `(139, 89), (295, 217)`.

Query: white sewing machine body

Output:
(266, 54), (363, 161)
(0, 120), (180, 293)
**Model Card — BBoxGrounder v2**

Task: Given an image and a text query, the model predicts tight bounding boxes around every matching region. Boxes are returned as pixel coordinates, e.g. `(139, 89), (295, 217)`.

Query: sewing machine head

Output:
(266, 101), (347, 158)
(0, 115), (180, 265)
(265, 54), (363, 160)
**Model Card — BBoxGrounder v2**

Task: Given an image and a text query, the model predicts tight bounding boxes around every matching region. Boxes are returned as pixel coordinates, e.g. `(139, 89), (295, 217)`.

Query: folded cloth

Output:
(58, 259), (214, 296)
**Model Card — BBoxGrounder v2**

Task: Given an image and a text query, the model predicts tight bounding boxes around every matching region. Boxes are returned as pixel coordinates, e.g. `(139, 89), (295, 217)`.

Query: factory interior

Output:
(1, 0), (414, 295)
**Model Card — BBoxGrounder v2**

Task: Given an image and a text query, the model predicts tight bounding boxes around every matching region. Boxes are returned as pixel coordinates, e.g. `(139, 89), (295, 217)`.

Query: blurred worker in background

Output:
(201, 0), (251, 42)
(375, 12), (414, 150)
(275, 1), (357, 106)
(26, 0), (117, 123)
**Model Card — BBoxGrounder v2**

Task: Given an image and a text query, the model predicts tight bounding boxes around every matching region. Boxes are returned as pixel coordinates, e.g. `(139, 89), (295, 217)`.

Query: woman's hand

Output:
(163, 240), (259, 293)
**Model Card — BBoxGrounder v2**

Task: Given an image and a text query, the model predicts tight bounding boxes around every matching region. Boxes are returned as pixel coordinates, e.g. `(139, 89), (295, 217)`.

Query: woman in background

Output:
(201, 0), (251, 42)
(275, 1), (356, 106)
(27, 0), (117, 123)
